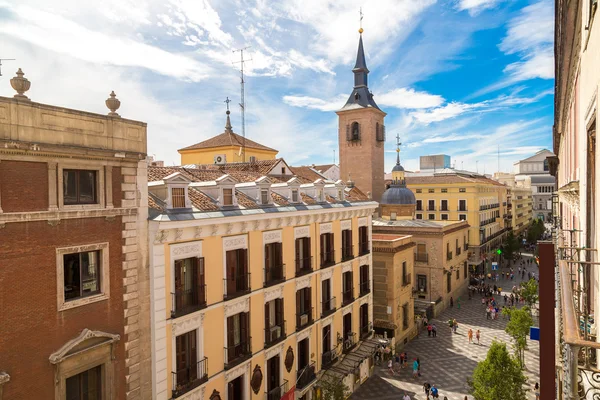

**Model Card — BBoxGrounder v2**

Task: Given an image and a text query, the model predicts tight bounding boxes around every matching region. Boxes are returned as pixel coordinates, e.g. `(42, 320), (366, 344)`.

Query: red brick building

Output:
(0, 71), (151, 399)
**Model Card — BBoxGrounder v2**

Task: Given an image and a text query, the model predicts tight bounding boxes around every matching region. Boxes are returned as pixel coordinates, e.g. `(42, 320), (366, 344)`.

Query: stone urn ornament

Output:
(10, 68), (31, 100)
(105, 91), (121, 116)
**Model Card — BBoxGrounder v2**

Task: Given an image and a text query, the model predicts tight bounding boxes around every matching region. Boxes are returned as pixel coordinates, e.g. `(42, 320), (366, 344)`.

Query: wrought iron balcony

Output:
(341, 287), (354, 306)
(321, 297), (336, 318)
(296, 308), (314, 331)
(343, 332), (357, 353)
(320, 250), (335, 268)
(341, 245), (354, 261)
(223, 273), (251, 300)
(171, 284), (207, 318)
(264, 264), (285, 288)
(295, 256), (312, 277)
(224, 338), (252, 369)
(359, 241), (370, 255)
(265, 380), (289, 400)
(296, 362), (316, 390)
(264, 321), (286, 348)
(172, 357), (208, 398)
(359, 280), (370, 296)
(360, 322), (373, 339)
(322, 347), (338, 370)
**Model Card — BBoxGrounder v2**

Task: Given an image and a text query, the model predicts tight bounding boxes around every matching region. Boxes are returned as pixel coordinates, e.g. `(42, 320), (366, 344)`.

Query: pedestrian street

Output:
(351, 270), (540, 400)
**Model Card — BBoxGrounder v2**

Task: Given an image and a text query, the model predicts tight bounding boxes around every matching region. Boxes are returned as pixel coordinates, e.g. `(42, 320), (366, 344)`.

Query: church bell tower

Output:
(336, 27), (386, 202)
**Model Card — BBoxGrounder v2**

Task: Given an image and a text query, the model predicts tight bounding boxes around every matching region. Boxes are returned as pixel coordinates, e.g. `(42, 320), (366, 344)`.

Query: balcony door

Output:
(265, 299), (284, 343)
(322, 325), (331, 353)
(226, 249), (248, 296)
(267, 355), (280, 394)
(174, 257), (204, 313)
(227, 312), (249, 362)
(265, 242), (283, 284)
(298, 338), (309, 370)
(228, 375), (244, 400)
(343, 312), (352, 339)
(175, 330), (197, 387)
(360, 304), (368, 333)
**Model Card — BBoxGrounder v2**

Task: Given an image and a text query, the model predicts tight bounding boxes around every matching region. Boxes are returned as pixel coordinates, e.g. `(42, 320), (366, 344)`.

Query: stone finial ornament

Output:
(10, 68), (31, 100)
(105, 91), (121, 116)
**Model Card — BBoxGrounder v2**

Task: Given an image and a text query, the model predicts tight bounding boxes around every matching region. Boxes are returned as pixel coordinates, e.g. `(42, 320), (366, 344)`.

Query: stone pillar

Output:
(48, 162), (58, 211)
(105, 166), (113, 209)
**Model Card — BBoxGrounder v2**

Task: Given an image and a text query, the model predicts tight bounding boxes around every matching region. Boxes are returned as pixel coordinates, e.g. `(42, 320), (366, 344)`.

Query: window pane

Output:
(81, 251), (100, 296)
(223, 189), (233, 205)
(78, 171), (96, 203)
(63, 170), (78, 204)
(64, 253), (81, 300)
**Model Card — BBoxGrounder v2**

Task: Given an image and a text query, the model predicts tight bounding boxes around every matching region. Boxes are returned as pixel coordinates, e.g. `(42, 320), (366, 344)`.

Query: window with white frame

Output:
(261, 190), (269, 205)
(291, 190), (299, 203)
(223, 188), (234, 206)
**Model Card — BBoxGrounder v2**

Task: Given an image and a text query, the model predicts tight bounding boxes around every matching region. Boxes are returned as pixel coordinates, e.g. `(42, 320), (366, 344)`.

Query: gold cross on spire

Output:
(359, 8), (364, 34)
(396, 133), (401, 153)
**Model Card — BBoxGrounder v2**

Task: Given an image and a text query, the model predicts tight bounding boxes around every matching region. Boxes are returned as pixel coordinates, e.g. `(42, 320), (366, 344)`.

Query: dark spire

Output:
(353, 34), (369, 88)
(224, 96), (233, 133)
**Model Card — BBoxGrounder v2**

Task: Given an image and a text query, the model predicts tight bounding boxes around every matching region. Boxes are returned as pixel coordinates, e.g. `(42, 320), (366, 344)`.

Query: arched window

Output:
(351, 122), (360, 141)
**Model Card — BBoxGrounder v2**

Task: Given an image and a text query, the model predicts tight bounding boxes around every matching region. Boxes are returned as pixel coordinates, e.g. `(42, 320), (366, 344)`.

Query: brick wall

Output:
(0, 160), (49, 212)
(112, 166), (122, 208)
(0, 217), (125, 399)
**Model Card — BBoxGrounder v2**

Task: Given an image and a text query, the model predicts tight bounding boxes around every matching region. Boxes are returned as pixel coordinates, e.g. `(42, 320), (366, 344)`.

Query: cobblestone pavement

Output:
(351, 264), (540, 400)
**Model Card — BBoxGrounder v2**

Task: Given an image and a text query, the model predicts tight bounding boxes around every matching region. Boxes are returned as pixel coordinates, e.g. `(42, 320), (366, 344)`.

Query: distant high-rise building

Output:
(513, 149), (555, 222)
(420, 155), (451, 171)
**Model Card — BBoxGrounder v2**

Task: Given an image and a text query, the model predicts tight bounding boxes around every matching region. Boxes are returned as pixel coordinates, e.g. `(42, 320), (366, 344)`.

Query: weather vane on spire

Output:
(359, 7), (364, 34)
(395, 133), (402, 152)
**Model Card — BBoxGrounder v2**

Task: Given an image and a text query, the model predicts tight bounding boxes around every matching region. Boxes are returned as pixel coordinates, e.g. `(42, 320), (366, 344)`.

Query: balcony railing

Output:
(171, 285), (207, 318)
(458, 207), (468, 212)
(416, 205), (423, 211)
(464, 243), (469, 251)
(295, 256), (312, 277)
(224, 338), (252, 369)
(296, 362), (316, 390)
(296, 308), (314, 331)
(456, 247), (461, 256)
(320, 250), (335, 268)
(341, 245), (354, 261)
(322, 347), (339, 370)
(343, 332), (357, 353)
(264, 264), (285, 288)
(402, 273), (411, 287)
(414, 253), (428, 263)
(341, 288), (354, 306)
(321, 297), (336, 318)
(447, 251), (453, 261)
(359, 280), (370, 296)
(358, 241), (370, 255)
(427, 206), (436, 211)
(265, 380), (289, 400)
(223, 273), (251, 300)
(172, 357), (208, 399)
(264, 321), (286, 348)
(440, 205), (449, 212)
(360, 322), (373, 339)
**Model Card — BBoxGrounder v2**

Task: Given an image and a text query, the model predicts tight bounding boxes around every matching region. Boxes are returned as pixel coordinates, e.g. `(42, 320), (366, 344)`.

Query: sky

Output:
(0, 0), (554, 174)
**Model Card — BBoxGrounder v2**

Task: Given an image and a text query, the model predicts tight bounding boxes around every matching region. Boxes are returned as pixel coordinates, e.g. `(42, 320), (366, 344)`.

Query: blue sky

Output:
(0, 0), (553, 174)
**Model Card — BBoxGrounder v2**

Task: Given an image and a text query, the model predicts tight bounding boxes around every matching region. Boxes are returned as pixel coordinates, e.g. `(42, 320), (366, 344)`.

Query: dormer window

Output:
(292, 190), (299, 203)
(338, 189), (343, 201)
(223, 188), (233, 206)
(171, 188), (186, 208)
(261, 190), (269, 205)
(318, 190), (324, 202)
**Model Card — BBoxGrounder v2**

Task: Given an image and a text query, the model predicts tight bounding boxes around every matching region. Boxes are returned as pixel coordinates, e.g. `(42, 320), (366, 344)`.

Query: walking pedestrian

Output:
(468, 328), (473, 343)
(534, 382), (540, 400)
(417, 357), (421, 376)
(423, 382), (431, 398)
(402, 393), (411, 400)
(387, 359), (395, 375)
(432, 323), (437, 337)
(427, 323), (432, 337)
(431, 385), (439, 398)
(450, 296), (454, 307)
(412, 358), (419, 379)
(476, 329), (481, 345)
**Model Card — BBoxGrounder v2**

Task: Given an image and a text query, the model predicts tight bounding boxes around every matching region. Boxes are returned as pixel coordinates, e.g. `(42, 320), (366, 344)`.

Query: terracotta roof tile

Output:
(290, 166), (326, 182)
(345, 186), (369, 201)
(148, 166), (195, 182)
(271, 191), (289, 206)
(311, 164), (335, 173)
(188, 188), (219, 211)
(179, 131), (276, 152)
(235, 190), (260, 209)
(326, 194), (338, 204)
(148, 192), (165, 211)
(192, 159), (283, 175)
(300, 193), (317, 205)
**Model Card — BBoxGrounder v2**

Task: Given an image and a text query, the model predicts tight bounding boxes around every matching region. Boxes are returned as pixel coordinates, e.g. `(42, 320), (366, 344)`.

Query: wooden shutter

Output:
(306, 287), (312, 314)
(189, 330), (197, 380)
(296, 290), (301, 315)
(241, 312), (249, 344)
(265, 302), (270, 331)
(265, 244), (271, 274)
(227, 316), (234, 349)
(197, 257), (205, 285)
(320, 235), (325, 263)
(276, 242), (283, 265)
(295, 238), (300, 262)
(241, 248), (248, 275)
(276, 298), (283, 325)
(175, 260), (184, 291)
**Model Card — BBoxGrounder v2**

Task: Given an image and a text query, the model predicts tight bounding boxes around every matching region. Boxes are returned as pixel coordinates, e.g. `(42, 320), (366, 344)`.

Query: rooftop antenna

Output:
(233, 47), (252, 162)
(0, 58), (16, 76)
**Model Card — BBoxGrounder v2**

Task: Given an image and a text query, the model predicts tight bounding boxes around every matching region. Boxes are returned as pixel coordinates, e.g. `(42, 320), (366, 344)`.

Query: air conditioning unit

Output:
(214, 154), (226, 164)
(270, 325), (281, 341)
(300, 314), (308, 326)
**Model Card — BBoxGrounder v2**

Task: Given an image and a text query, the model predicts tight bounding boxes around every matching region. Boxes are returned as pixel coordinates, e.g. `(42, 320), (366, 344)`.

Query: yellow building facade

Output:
(147, 165), (378, 400)
(405, 173), (509, 272)
(178, 112), (278, 165)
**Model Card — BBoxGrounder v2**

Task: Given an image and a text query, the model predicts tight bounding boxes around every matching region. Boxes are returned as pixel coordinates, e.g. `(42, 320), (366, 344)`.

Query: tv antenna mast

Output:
(233, 47), (252, 162)
(0, 59), (16, 76)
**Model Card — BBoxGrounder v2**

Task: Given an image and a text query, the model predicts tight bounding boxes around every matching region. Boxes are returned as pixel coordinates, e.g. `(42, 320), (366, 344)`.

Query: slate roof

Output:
(179, 131), (277, 152)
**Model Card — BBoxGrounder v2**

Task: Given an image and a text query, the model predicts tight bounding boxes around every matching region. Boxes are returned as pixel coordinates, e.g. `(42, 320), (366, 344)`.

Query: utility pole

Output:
(233, 47), (252, 162)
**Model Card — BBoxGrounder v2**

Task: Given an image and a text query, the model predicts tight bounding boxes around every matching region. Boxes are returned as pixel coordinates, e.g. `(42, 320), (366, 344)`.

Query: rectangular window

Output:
(341, 229), (353, 261)
(175, 330), (198, 389)
(264, 242), (284, 286)
(441, 188), (448, 193)
(428, 214), (435, 220)
(428, 200), (435, 211)
(292, 190), (299, 203)
(428, 189), (435, 193)
(172, 187), (186, 208)
(416, 214), (423, 220)
(441, 214), (448, 220)
(459, 214), (466, 220)
(359, 226), (369, 255)
(296, 287), (313, 329)
(225, 248), (249, 299)
(459, 188), (466, 193)
(464, 262), (468, 279)
(456, 269), (459, 280)
(417, 274), (427, 292)
(441, 200), (448, 211)
(416, 189), (422, 193)
(173, 257), (206, 316)
(320, 233), (335, 266)
(63, 169), (97, 205)
(66, 365), (102, 400)
(416, 200), (422, 211)
(226, 312), (250, 363)
(458, 199), (467, 211)
(223, 188), (233, 205)
(64, 250), (101, 301)
(261, 190), (269, 205)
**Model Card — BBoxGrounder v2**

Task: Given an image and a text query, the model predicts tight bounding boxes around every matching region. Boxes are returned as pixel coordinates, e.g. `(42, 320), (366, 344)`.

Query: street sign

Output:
(530, 326), (540, 341)
(491, 262), (498, 270)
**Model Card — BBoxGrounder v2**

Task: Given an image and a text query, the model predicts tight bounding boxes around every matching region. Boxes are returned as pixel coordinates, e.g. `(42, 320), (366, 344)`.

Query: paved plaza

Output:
(351, 266), (540, 400)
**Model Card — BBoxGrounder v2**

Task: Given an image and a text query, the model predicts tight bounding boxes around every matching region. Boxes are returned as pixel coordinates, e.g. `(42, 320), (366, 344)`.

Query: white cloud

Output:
(494, 89), (554, 106)
(0, 3), (214, 82)
(377, 88), (444, 109)
(423, 133), (484, 143)
(282, 95), (347, 112)
(503, 49), (554, 81)
(409, 102), (487, 124)
(455, 0), (500, 16)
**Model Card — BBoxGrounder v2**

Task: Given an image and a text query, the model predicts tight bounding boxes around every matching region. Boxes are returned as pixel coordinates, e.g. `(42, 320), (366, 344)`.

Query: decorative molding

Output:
(194, 226), (203, 239)
(359, 294), (370, 306)
(342, 303), (353, 316)
(358, 217), (368, 227)
(47, 219), (60, 227)
(0, 223), (5, 229)
(294, 226), (310, 239)
(241, 222), (248, 233)
(341, 219), (352, 231)
(342, 262), (353, 273)
(320, 268), (333, 282)
(265, 342), (285, 360)
(264, 285), (284, 303)
(285, 347), (294, 372)
(154, 230), (168, 244)
(223, 235), (247, 251)
(250, 365), (263, 394)
(253, 221), (260, 231)
(263, 230), (282, 244)
(172, 312), (205, 336)
(0, 372), (10, 385)
(174, 228), (183, 241)
(297, 326), (311, 342)
(225, 360), (250, 382)
(359, 255), (369, 265)
(276, 218), (282, 228)
(265, 219), (271, 229)
(319, 222), (332, 234)
(211, 225), (219, 236)
(171, 241), (202, 259)
(295, 275), (311, 290)
(226, 223), (233, 235)
(49, 328), (120, 364)
(224, 297), (250, 317)
(321, 314), (334, 328)
(178, 386), (205, 400)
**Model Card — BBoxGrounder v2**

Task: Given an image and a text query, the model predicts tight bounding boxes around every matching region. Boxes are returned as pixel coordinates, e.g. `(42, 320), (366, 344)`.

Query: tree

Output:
(520, 279), (539, 311)
(503, 232), (520, 267)
(502, 307), (534, 368)
(526, 219), (546, 244)
(319, 374), (350, 400)
(468, 341), (528, 400)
